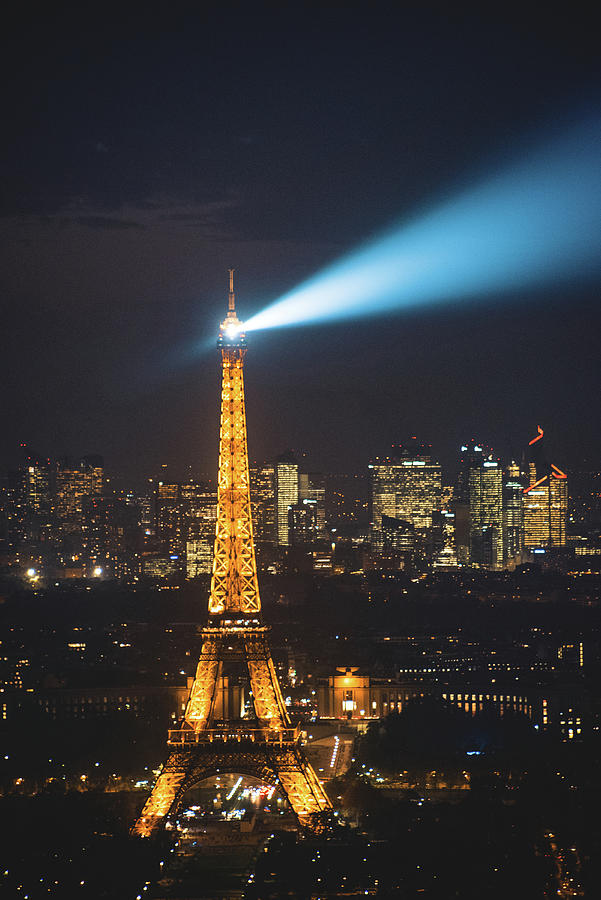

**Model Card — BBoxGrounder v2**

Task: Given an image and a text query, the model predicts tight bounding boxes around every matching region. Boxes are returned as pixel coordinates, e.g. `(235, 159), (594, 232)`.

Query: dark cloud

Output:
(76, 215), (144, 230)
(1, 6), (601, 482)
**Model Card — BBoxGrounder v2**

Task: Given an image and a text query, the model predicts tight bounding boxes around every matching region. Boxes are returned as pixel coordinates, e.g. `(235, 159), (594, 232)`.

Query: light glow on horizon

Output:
(244, 114), (601, 334)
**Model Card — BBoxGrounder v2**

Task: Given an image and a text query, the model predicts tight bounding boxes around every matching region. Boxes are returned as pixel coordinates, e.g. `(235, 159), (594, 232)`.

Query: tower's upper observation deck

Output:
(218, 269), (247, 348)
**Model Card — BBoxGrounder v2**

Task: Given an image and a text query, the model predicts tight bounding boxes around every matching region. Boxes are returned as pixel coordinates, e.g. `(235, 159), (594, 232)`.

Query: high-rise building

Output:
(139, 486), (156, 540)
(183, 482), (217, 576)
(569, 468), (601, 530)
(455, 442), (488, 564)
(275, 452), (299, 546)
(80, 492), (142, 578)
(468, 454), (503, 570)
(55, 455), (104, 532)
(24, 454), (51, 514)
(155, 481), (182, 554)
(154, 480), (217, 574)
(503, 461), (524, 563)
(432, 509), (459, 569)
(288, 499), (318, 546)
(249, 462), (277, 545)
(456, 441), (504, 569)
(299, 472), (326, 537)
(186, 538), (212, 577)
(523, 425), (568, 549)
(369, 440), (442, 550)
(324, 473), (369, 536)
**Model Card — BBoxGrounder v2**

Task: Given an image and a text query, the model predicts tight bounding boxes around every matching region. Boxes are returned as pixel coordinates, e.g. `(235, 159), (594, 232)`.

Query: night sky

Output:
(2, 5), (601, 486)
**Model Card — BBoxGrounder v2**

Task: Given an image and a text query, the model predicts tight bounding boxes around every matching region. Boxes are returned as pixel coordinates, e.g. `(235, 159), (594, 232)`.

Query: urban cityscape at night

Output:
(2, 5), (601, 900)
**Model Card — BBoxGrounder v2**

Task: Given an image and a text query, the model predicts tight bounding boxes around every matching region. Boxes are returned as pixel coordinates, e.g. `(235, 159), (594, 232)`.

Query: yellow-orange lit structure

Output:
(523, 425), (568, 549)
(133, 273), (331, 838)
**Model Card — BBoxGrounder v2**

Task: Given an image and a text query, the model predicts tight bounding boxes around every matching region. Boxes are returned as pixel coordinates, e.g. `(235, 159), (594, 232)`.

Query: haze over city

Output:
(2, 6), (601, 482)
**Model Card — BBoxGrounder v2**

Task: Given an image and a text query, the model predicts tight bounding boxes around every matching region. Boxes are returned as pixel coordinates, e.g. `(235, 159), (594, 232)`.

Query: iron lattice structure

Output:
(133, 273), (331, 838)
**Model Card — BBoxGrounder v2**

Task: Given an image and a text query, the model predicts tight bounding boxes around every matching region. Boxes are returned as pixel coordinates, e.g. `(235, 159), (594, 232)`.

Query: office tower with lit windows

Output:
(523, 426), (568, 549)
(55, 455), (104, 532)
(79, 492), (142, 578)
(503, 461), (524, 563)
(432, 509), (459, 569)
(154, 480), (217, 573)
(549, 477), (568, 546)
(155, 481), (182, 554)
(288, 498), (318, 546)
(17, 452), (52, 541)
(183, 483), (217, 576)
(139, 488), (156, 539)
(469, 458), (503, 569)
(455, 443), (487, 564)
(275, 451), (299, 546)
(369, 440), (442, 551)
(460, 443), (503, 570)
(456, 442), (491, 503)
(24, 454), (51, 514)
(249, 462), (277, 545)
(324, 474), (370, 536)
(299, 472), (326, 537)
(181, 482), (217, 531)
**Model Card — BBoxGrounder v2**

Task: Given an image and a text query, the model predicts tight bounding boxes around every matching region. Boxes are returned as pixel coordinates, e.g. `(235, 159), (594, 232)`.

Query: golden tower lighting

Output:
(132, 272), (331, 838)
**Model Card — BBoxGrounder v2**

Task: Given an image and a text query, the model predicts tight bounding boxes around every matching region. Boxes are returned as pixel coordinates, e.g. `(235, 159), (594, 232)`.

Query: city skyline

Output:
(5, 415), (579, 490)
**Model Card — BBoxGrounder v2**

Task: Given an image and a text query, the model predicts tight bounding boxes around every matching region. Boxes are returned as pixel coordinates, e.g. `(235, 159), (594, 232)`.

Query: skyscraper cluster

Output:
(0, 425), (574, 583)
(0, 450), (148, 579)
(370, 427), (568, 572)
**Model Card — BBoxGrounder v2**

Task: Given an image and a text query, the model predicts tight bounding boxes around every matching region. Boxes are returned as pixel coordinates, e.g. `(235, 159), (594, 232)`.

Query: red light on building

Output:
(523, 475), (547, 495)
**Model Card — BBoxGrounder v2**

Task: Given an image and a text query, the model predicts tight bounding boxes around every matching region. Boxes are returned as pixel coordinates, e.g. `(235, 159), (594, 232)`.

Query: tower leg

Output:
(278, 747), (332, 830)
(132, 742), (332, 839)
(184, 635), (220, 728)
(132, 753), (188, 838)
(245, 635), (289, 727)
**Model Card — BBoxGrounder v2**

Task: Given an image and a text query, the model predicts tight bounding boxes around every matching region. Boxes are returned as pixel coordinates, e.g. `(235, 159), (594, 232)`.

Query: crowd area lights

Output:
(244, 114), (601, 335)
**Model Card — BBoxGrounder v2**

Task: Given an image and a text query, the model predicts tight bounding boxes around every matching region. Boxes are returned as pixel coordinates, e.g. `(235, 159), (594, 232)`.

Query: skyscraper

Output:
(275, 452), (299, 546)
(455, 442), (488, 564)
(249, 462), (277, 545)
(24, 454), (51, 514)
(523, 426), (568, 549)
(503, 461), (524, 564)
(369, 440), (442, 551)
(183, 482), (217, 576)
(155, 481), (182, 554)
(324, 474), (369, 539)
(299, 472), (326, 537)
(55, 455), (104, 532)
(468, 455), (503, 569)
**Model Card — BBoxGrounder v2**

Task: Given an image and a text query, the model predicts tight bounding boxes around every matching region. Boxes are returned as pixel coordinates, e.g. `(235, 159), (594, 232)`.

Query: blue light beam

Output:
(244, 115), (601, 333)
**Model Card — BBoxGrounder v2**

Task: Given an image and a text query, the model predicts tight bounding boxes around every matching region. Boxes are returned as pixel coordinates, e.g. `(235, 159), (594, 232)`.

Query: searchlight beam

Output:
(244, 114), (601, 334)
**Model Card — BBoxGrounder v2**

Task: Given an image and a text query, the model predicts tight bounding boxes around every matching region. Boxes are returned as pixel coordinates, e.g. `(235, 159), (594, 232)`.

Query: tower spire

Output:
(210, 275), (257, 616)
(228, 267), (235, 313)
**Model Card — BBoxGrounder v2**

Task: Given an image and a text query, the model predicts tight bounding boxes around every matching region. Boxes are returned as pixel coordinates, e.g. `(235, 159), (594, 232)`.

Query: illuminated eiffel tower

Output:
(133, 272), (332, 838)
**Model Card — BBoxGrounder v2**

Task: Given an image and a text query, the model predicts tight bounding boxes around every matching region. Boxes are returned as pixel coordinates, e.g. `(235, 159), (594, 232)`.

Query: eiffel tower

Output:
(133, 272), (332, 838)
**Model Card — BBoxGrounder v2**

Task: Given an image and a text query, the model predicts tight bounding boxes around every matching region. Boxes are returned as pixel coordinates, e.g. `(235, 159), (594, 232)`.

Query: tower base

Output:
(132, 730), (331, 838)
